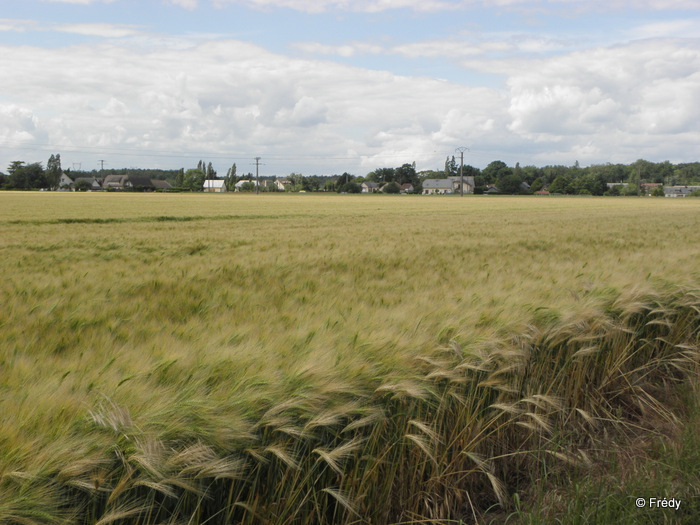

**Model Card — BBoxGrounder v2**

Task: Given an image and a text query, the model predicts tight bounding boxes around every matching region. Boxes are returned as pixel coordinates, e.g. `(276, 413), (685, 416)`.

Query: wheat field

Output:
(0, 192), (698, 524)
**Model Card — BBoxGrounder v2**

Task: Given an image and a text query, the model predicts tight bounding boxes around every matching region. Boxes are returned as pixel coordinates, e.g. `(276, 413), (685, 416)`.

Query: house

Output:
(270, 179), (287, 191)
(151, 179), (172, 191)
(73, 176), (102, 190)
(664, 185), (700, 197)
(400, 183), (414, 194)
(277, 179), (292, 190)
(102, 174), (155, 190)
(234, 179), (259, 191)
(57, 173), (74, 190)
(362, 181), (380, 193)
(203, 179), (227, 192)
(422, 179), (453, 195)
(447, 176), (476, 194)
(102, 174), (130, 189)
(128, 176), (155, 190)
(535, 190), (550, 196)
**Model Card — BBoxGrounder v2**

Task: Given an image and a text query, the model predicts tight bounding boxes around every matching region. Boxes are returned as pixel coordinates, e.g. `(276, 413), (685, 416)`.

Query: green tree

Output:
(182, 168), (206, 191)
(174, 168), (185, 188)
(335, 173), (354, 193)
(340, 182), (361, 193)
(206, 162), (217, 179)
(530, 178), (544, 192)
(548, 175), (574, 194)
(605, 184), (621, 196)
(8, 161), (47, 190)
(224, 163), (237, 191)
(367, 168), (394, 184)
(382, 181), (401, 194)
(482, 161), (511, 185)
(497, 173), (523, 194)
(395, 163), (418, 186)
(74, 180), (93, 192)
(444, 156), (458, 177)
(46, 154), (62, 190)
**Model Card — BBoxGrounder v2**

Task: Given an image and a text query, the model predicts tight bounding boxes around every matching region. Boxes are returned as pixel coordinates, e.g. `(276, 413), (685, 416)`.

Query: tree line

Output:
(2, 155), (699, 194)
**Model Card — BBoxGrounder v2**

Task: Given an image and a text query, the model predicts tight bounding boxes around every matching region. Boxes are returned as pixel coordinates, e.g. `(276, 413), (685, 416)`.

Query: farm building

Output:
(203, 179), (227, 192)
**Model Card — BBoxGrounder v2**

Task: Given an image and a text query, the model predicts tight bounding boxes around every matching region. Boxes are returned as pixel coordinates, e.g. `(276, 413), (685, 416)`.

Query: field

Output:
(0, 192), (699, 524)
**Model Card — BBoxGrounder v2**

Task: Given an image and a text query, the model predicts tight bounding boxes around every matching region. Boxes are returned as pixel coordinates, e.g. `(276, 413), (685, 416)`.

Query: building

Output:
(422, 176), (475, 195)
(203, 179), (227, 192)
(664, 185), (700, 197)
(362, 181), (380, 193)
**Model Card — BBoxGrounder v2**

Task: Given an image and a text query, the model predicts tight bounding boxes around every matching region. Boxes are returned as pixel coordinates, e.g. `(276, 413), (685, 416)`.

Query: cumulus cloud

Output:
(0, 38), (511, 172)
(194, 0), (700, 13)
(55, 23), (141, 38)
(504, 39), (700, 163)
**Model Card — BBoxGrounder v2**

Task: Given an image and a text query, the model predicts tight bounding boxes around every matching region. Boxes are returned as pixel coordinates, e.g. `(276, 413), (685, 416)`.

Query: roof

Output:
(102, 174), (128, 187)
(422, 179), (453, 190)
(151, 179), (172, 189)
(74, 177), (101, 187)
(363, 181), (380, 188)
(203, 179), (226, 189)
(665, 185), (700, 195)
(128, 175), (154, 188)
(447, 176), (475, 186)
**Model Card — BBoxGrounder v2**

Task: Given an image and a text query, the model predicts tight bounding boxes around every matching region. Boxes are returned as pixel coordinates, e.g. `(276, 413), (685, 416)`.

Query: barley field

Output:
(0, 192), (698, 524)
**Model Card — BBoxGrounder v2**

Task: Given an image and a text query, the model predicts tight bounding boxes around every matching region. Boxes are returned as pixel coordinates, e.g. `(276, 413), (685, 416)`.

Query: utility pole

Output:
(456, 147), (469, 196)
(254, 157), (261, 194)
(99, 159), (106, 172)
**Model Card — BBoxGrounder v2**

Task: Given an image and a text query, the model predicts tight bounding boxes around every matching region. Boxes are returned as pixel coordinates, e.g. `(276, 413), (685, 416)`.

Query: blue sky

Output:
(1, 0), (699, 176)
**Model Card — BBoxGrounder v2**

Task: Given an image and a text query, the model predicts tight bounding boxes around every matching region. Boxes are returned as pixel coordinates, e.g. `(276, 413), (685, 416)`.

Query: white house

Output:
(422, 179), (453, 195)
(203, 179), (227, 192)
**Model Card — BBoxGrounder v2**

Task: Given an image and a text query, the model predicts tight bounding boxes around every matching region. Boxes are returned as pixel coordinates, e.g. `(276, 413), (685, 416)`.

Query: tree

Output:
(74, 180), (93, 192)
(395, 163), (418, 186)
(606, 184), (621, 196)
(340, 182), (361, 193)
(182, 168), (206, 191)
(224, 163), (237, 191)
(367, 167), (394, 184)
(175, 168), (185, 188)
(46, 154), (62, 190)
(335, 173), (354, 193)
(8, 161), (47, 190)
(206, 162), (217, 179)
(548, 175), (574, 194)
(530, 178), (544, 192)
(482, 160), (511, 185)
(444, 156), (458, 177)
(497, 173), (523, 194)
(382, 181), (401, 194)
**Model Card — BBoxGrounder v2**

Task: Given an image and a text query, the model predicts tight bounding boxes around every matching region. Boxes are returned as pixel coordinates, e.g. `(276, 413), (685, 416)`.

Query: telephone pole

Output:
(255, 157), (261, 194)
(456, 147), (469, 196)
(99, 160), (106, 172)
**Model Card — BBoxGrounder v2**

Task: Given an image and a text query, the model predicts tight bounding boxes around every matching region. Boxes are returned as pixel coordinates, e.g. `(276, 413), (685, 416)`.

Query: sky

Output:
(1, 0), (699, 176)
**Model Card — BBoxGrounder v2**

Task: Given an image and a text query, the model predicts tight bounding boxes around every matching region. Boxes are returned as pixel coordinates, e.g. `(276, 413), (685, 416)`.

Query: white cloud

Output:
(54, 23), (141, 38)
(196, 0), (700, 12)
(505, 39), (700, 162)
(0, 18), (38, 32)
(0, 38), (511, 172)
(44, 0), (116, 4)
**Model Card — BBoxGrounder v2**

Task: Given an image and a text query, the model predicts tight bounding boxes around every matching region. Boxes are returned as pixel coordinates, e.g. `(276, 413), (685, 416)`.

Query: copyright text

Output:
(635, 497), (681, 510)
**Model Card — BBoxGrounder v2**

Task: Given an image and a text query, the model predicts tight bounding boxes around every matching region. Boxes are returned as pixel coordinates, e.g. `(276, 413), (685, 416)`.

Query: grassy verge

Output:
(502, 383), (700, 524)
